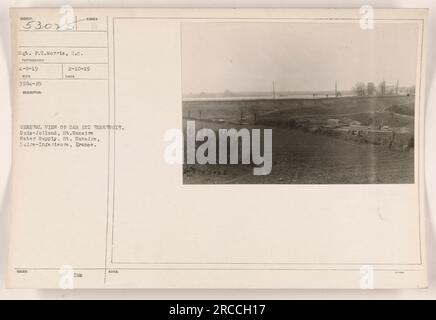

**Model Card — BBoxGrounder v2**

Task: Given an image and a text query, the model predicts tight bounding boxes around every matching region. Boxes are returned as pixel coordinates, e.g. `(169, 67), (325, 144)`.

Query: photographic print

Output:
(181, 22), (418, 184)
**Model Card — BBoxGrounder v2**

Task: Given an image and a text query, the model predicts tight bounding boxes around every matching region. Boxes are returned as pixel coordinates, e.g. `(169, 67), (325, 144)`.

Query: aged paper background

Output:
(0, 1), (434, 298)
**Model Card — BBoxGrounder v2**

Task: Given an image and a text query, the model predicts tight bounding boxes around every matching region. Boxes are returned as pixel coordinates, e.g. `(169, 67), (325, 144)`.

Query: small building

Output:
(328, 119), (340, 125)
(348, 124), (370, 136)
(349, 124), (369, 130)
(327, 119), (341, 128)
(308, 119), (326, 126)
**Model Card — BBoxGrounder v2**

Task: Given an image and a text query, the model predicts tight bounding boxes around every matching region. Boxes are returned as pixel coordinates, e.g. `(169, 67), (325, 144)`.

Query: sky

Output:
(181, 22), (419, 94)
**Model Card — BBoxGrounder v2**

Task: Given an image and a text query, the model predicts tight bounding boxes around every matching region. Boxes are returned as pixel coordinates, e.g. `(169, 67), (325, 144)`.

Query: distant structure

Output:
(335, 80), (342, 97)
(327, 119), (341, 128)
(350, 120), (362, 126)
(272, 81), (276, 99)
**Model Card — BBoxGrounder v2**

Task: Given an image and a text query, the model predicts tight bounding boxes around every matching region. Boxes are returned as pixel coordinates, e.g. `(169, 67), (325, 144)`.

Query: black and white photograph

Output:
(2, 5), (433, 295)
(182, 22), (418, 184)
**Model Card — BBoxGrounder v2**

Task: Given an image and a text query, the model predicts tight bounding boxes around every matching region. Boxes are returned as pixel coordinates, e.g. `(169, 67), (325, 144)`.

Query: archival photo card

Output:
(7, 8), (427, 289)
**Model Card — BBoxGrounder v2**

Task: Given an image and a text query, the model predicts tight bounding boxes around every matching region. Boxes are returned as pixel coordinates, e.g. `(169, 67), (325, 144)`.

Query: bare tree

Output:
(367, 82), (376, 96)
(353, 82), (366, 96)
(378, 81), (386, 96)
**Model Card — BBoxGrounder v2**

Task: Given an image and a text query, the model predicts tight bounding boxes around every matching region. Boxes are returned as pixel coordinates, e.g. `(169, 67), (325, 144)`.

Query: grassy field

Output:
(183, 95), (414, 127)
(182, 96), (415, 184)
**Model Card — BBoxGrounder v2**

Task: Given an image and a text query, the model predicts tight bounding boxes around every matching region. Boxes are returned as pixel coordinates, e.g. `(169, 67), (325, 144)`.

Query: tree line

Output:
(353, 81), (415, 97)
